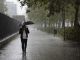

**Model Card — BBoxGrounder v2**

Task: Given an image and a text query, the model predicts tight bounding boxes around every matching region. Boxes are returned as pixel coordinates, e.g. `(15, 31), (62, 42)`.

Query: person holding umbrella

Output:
(19, 23), (29, 52)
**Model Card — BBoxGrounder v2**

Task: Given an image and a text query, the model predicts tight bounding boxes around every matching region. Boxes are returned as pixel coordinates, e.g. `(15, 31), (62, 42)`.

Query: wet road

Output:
(0, 28), (80, 60)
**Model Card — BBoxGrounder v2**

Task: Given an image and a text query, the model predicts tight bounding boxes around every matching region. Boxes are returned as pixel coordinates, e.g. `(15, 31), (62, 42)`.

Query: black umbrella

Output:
(23, 21), (34, 25)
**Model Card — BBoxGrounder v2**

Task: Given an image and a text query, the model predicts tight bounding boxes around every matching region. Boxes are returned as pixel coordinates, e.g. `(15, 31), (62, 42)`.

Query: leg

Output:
(24, 39), (27, 52)
(21, 39), (25, 52)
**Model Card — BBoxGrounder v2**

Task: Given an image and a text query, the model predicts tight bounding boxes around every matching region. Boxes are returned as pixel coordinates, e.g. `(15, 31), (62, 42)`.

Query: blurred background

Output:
(0, 0), (80, 60)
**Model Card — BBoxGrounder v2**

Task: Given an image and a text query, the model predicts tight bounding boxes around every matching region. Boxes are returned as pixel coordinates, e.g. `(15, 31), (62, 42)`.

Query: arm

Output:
(27, 28), (29, 34)
(19, 28), (22, 34)
(25, 28), (30, 34)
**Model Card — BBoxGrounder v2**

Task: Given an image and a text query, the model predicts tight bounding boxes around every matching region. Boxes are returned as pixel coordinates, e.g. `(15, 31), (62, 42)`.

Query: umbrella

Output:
(23, 21), (34, 25)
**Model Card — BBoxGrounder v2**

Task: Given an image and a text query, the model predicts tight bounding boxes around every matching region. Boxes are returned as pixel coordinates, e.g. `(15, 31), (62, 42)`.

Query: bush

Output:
(59, 27), (80, 41)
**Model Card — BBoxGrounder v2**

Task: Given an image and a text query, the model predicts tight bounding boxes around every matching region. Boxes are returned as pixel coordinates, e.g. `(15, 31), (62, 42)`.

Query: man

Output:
(19, 24), (29, 52)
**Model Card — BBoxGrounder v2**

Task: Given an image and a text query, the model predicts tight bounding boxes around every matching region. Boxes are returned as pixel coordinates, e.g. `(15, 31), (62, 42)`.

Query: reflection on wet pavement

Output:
(22, 52), (27, 60)
(0, 28), (80, 60)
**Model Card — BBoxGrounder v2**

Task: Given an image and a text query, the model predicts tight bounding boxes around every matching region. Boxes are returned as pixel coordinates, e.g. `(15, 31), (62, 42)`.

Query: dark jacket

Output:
(19, 27), (29, 39)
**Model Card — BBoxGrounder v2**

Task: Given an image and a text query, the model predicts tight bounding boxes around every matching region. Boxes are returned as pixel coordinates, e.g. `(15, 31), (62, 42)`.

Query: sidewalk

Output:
(0, 28), (80, 60)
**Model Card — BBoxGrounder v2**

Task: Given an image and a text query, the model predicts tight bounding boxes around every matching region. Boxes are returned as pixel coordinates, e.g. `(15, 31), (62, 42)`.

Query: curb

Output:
(0, 32), (18, 48)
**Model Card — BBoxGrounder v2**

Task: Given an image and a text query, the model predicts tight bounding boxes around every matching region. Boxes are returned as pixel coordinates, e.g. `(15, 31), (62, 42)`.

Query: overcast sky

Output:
(6, 0), (27, 15)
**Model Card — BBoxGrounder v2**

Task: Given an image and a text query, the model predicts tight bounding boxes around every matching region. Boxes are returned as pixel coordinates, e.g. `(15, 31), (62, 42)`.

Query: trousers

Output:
(21, 39), (27, 52)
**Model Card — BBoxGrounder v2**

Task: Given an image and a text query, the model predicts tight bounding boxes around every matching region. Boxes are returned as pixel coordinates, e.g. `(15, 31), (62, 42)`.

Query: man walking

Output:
(19, 24), (29, 52)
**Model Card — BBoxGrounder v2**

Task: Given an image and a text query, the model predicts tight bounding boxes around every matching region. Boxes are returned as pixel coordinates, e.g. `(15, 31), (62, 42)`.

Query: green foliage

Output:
(59, 27), (80, 41)
(18, 0), (80, 41)
(65, 4), (75, 20)
(18, 0), (77, 23)
(28, 5), (48, 23)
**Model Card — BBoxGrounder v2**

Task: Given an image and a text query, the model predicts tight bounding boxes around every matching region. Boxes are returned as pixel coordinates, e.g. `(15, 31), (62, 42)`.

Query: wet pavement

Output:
(0, 28), (80, 60)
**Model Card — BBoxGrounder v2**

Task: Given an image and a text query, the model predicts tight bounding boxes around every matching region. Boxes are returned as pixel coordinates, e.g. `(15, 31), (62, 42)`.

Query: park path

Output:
(0, 27), (80, 60)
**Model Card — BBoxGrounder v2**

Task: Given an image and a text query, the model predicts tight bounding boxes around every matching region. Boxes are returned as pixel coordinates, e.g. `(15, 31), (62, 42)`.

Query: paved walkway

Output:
(0, 28), (80, 60)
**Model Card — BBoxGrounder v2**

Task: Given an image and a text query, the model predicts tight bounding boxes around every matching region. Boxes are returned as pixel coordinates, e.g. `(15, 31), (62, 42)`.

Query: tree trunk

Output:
(62, 7), (65, 40)
(58, 20), (61, 28)
(44, 20), (47, 28)
(74, 1), (79, 28)
(62, 8), (65, 28)
(71, 20), (74, 27)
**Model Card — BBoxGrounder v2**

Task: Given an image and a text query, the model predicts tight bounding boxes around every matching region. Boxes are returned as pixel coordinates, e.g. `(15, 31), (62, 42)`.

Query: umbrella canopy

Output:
(23, 21), (34, 25)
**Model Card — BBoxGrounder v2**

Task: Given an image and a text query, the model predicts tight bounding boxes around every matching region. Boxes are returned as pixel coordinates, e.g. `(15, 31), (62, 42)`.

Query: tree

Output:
(0, 0), (7, 13)
(74, 0), (80, 28)
(18, 0), (80, 28)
